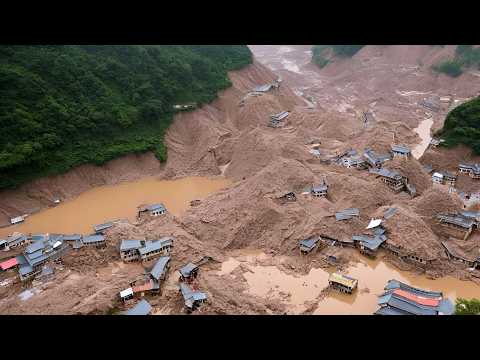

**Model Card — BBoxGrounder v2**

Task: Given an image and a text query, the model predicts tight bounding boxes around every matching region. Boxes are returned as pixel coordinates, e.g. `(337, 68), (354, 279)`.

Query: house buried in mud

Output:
(375, 280), (454, 315)
(390, 144), (411, 159)
(369, 168), (406, 193)
(299, 236), (321, 254)
(269, 111), (290, 128)
(179, 283), (207, 312)
(436, 213), (476, 240)
(459, 163), (480, 179)
(363, 148), (391, 168)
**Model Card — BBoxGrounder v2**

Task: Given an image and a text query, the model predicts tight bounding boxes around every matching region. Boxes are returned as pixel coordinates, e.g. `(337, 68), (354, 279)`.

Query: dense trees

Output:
(433, 45), (480, 77)
(312, 45), (365, 68)
(437, 96), (480, 154)
(455, 298), (480, 315)
(0, 45), (252, 188)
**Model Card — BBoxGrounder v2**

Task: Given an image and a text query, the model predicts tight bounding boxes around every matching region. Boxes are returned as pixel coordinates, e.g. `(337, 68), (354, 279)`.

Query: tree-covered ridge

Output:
(312, 45), (365, 68)
(0, 45), (252, 189)
(433, 45), (480, 77)
(437, 96), (480, 154)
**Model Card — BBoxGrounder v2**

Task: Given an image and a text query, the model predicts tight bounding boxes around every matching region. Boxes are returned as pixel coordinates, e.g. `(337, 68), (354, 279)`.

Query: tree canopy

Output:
(454, 298), (480, 315)
(0, 45), (252, 189)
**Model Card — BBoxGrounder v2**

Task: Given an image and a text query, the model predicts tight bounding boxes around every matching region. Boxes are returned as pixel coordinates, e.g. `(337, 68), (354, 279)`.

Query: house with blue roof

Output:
(179, 283), (207, 312)
(299, 236), (321, 254)
(120, 237), (173, 263)
(122, 299), (152, 315)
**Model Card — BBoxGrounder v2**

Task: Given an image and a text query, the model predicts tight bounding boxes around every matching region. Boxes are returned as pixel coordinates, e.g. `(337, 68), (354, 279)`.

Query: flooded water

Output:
(412, 116), (434, 159)
(218, 251), (480, 315)
(0, 176), (231, 237)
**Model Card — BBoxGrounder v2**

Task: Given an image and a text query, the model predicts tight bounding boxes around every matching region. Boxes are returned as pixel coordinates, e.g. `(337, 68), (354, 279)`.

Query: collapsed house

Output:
(138, 203), (167, 218)
(179, 283), (207, 312)
(309, 183), (328, 198)
(328, 273), (358, 294)
(432, 171), (457, 186)
(179, 262), (199, 282)
(269, 111), (290, 128)
(335, 208), (360, 221)
(122, 299), (152, 315)
(390, 144), (411, 159)
(120, 237), (173, 263)
(441, 240), (480, 269)
(363, 148), (391, 168)
(94, 222), (114, 235)
(336, 149), (367, 169)
(369, 168), (406, 192)
(276, 191), (296, 203)
(419, 98), (440, 112)
(375, 280), (454, 315)
(458, 163), (480, 179)
(436, 213), (476, 240)
(16, 234), (71, 281)
(299, 236), (321, 254)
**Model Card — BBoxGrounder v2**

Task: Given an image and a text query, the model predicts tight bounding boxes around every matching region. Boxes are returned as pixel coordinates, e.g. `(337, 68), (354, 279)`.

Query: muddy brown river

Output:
(217, 250), (480, 315)
(0, 176), (231, 237)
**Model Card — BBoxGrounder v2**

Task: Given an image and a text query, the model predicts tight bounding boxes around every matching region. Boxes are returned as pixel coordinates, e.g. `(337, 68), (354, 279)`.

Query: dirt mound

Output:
(386, 157), (433, 195)
(412, 186), (462, 220)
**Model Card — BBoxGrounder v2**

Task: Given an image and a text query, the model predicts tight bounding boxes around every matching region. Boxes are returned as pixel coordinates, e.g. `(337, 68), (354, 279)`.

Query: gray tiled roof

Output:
(63, 234), (82, 241)
(94, 222), (114, 232)
(82, 235), (105, 244)
(437, 213), (475, 229)
(150, 256), (171, 281)
(26, 241), (45, 254)
(312, 185), (328, 192)
(179, 263), (199, 277)
(120, 240), (144, 251)
(138, 240), (162, 256)
(335, 208), (360, 221)
(369, 167), (402, 180)
(299, 237), (318, 249)
(123, 299), (152, 315)
(147, 203), (166, 212)
(391, 144), (411, 154)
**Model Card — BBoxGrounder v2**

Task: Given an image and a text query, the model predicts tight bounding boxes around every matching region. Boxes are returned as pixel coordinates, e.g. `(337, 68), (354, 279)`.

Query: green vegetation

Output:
(312, 45), (365, 68)
(437, 96), (480, 154)
(433, 45), (480, 77)
(0, 45), (252, 189)
(454, 298), (480, 315)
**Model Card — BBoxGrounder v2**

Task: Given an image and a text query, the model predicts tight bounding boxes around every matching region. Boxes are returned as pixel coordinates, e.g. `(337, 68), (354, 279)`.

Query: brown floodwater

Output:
(0, 176), (231, 237)
(218, 251), (480, 315)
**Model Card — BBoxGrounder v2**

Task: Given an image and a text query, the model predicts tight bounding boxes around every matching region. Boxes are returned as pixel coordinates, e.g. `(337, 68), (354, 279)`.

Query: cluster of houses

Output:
(375, 279), (454, 315)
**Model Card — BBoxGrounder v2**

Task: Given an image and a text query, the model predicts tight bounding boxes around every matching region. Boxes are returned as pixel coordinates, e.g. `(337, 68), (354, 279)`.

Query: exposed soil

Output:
(2, 46), (480, 314)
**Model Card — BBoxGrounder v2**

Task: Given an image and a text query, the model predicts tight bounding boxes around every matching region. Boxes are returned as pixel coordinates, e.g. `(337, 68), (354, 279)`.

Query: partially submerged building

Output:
(299, 236), (321, 254)
(328, 273), (358, 294)
(138, 203), (167, 218)
(459, 163), (480, 179)
(122, 299), (152, 315)
(120, 237), (173, 263)
(432, 171), (457, 186)
(363, 149), (391, 168)
(391, 144), (411, 158)
(437, 213), (476, 240)
(375, 280), (454, 315)
(94, 222), (114, 235)
(269, 111), (290, 128)
(81, 235), (106, 249)
(179, 283), (207, 311)
(310, 184), (328, 198)
(369, 168), (406, 192)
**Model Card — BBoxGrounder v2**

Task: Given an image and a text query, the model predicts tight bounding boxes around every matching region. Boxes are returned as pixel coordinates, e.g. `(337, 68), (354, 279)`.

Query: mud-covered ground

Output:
(2, 46), (480, 315)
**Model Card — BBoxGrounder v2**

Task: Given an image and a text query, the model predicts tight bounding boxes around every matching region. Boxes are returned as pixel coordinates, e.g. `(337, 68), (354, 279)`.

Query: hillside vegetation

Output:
(0, 45), (252, 189)
(437, 96), (480, 154)
(433, 45), (480, 77)
(312, 45), (365, 68)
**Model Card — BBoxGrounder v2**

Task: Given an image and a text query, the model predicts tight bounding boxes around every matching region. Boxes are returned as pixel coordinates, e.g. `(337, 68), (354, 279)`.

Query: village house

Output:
(391, 144), (411, 158)
(352, 234), (387, 258)
(432, 171), (457, 186)
(369, 168), (406, 192)
(343, 155), (367, 169)
(179, 262), (199, 282)
(363, 148), (391, 168)
(375, 280), (454, 315)
(441, 241), (479, 269)
(299, 236), (321, 254)
(328, 273), (358, 294)
(94, 222), (114, 235)
(122, 299), (152, 315)
(120, 287), (134, 302)
(179, 283), (207, 312)
(458, 163), (480, 179)
(120, 237), (173, 263)
(4, 233), (28, 250)
(277, 191), (296, 203)
(269, 111), (290, 128)
(437, 213), (476, 240)
(0, 257), (19, 272)
(310, 184), (328, 198)
(81, 235), (106, 249)
(419, 98), (440, 112)
(10, 216), (25, 225)
(17, 234), (70, 281)
(138, 203), (167, 218)
(150, 256), (171, 282)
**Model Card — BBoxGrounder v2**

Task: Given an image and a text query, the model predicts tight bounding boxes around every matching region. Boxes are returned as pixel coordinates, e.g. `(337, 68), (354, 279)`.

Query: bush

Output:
(432, 59), (463, 77)
(455, 298), (480, 315)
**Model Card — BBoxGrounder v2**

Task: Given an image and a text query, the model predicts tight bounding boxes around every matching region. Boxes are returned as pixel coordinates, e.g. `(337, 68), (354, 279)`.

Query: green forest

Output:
(433, 45), (480, 77)
(437, 96), (480, 154)
(312, 45), (365, 68)
(0, 45), (252, 189)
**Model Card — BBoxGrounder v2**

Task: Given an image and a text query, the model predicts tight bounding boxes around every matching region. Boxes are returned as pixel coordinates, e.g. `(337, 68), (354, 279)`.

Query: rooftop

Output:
(94, 222), (114, 232)
(369, 167), (403, 180)
(329, 273), (358, 288)
(391, 144), (411, 154)
(335, 208), (360, 221)
(123, 299), (152, 315)
(150, 256), (171, 280)
(120, 239), (144, 251)
(299, 237), (319, 250)
(437, 213), (475, 229)
(0, 258), (18, 271)
(82, 235), (105, 244)
(147, 203), (166, 212)
(179, 262), (199, 277)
